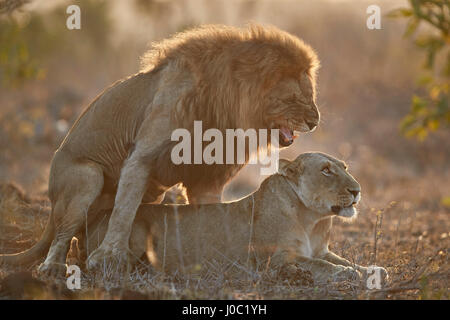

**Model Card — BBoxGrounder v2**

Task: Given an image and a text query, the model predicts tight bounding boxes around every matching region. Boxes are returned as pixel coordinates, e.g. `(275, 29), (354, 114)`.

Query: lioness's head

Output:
(279, 152), (361, 218)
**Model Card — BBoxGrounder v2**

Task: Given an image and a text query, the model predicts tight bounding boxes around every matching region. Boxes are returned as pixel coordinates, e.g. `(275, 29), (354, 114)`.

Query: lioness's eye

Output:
(322, 167), (331, 176)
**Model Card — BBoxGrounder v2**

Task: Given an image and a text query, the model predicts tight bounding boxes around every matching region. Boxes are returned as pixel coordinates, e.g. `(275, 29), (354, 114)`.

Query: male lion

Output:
(0, 24), (320, 275)
(74, 152), (388, 284)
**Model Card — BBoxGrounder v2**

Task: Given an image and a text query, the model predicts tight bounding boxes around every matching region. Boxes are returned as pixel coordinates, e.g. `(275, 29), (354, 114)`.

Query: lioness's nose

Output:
(347, 189), (360, 198)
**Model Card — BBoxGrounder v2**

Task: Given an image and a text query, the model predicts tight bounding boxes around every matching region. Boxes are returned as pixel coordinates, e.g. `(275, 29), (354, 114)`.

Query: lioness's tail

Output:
(0, 215), (54, 266)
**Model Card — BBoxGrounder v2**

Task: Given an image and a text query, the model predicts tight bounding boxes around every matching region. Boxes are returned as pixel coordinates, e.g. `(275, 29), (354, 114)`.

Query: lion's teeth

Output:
(279, 127), (293, 144)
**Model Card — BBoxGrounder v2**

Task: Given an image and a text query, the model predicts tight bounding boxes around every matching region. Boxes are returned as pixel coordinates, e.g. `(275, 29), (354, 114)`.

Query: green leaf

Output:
(387, 8), (414, 18)
(427, 119), (440, 131)
(442, 197), (450, 208)
(400, 114), (417, 131)
(415, 36), (445, 49)
(444, 52), (450, 77)
(404, 18), (420, 37)
(417, 127), (428, 140)
(425, 49), (436, 69)
(417, 74), (433, 86)
(412, 95), (428, 113)
(437, 95), (449, 114)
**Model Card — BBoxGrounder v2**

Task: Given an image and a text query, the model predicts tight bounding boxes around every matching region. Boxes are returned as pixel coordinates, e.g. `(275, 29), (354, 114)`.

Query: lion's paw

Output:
(87, 244), (130, 272)
(38, 262), (67, 278)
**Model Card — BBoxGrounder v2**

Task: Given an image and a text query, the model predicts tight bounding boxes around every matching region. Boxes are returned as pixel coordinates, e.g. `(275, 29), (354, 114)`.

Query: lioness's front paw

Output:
(333, 266), (361, 282)
(87, 244), (130, 272)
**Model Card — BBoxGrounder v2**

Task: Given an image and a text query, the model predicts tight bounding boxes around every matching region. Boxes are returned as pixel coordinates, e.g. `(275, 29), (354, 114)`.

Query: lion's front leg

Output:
(87, 101), (175, 271)
(87, 148), (150, 271)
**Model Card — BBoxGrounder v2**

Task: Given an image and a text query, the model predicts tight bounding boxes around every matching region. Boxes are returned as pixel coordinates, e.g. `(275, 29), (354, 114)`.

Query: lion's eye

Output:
(321, 167), (332, 176)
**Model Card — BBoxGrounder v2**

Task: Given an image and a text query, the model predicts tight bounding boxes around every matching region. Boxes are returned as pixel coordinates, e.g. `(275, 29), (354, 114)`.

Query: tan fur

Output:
(0, 24), (321, 275)
(141, 24), (320, 131)
(81, 153), (388, 283)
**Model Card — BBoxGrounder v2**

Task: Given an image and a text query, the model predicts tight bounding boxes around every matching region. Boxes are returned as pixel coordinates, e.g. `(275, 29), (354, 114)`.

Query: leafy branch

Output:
(389, 0), (449, 140)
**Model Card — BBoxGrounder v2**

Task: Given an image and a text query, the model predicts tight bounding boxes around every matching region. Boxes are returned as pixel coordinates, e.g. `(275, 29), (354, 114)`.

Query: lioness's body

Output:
(79, 153), (387, 283)
(92, 179), (333, 274)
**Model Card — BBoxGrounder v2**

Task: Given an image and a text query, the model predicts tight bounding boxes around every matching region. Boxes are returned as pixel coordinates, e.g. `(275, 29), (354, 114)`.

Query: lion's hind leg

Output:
(38, 163), (104, 277)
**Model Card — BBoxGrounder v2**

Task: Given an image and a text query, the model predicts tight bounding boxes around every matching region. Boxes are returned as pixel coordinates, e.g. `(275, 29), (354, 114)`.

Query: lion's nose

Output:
(347, 189), (360, 198)
(306, 121), (317, 131)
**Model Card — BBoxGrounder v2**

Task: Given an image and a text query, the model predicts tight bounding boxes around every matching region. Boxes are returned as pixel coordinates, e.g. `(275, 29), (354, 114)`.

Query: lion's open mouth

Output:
(278, 126), (296, 147)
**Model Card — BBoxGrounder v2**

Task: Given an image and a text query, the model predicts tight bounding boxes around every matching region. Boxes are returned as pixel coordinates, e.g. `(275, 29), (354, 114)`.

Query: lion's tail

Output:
(0, 215), (54, 266)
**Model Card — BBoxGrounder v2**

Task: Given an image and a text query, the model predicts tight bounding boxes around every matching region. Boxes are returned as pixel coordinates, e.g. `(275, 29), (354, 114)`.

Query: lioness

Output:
(75, 152), (387, 283)
(0, 24), (321, 275)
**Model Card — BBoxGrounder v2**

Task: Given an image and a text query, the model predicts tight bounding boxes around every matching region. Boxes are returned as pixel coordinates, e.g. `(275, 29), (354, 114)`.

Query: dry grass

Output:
(0, 177), (448, 300)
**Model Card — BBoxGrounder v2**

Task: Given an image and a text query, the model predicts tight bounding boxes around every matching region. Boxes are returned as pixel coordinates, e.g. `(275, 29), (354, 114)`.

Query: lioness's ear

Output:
(279, 158), (304, 177)
(278, 159), (293, 177)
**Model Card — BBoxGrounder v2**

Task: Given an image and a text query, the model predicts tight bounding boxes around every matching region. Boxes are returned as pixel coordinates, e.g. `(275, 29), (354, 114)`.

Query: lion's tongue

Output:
(279, 127), (293, 144)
